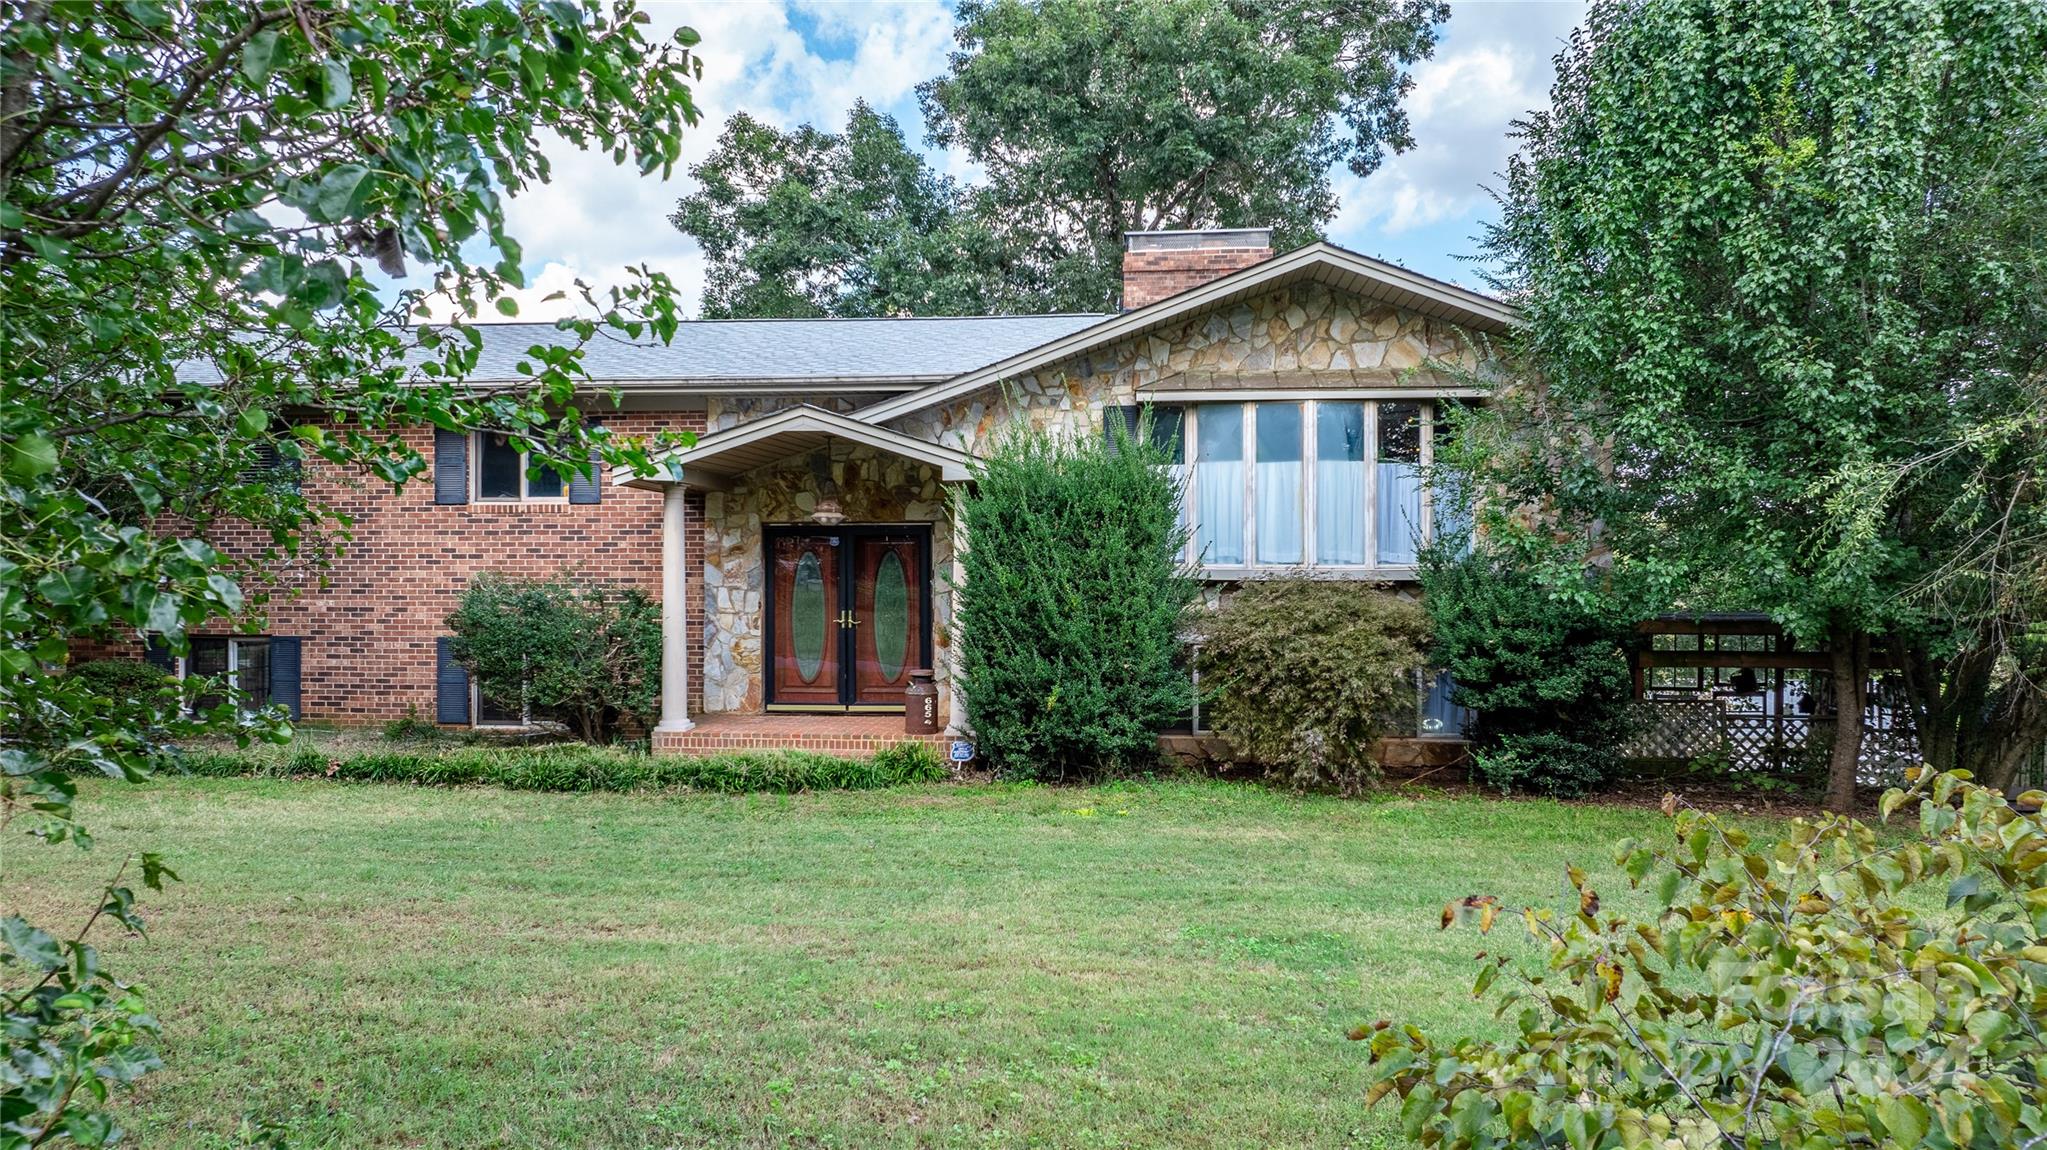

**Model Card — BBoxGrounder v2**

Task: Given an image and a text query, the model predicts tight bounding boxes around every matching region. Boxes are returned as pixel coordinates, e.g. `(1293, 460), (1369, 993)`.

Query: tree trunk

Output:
(1825, 628), (1867, 814)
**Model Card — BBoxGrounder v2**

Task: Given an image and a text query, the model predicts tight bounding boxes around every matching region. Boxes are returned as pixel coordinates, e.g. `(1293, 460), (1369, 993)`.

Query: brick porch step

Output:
(654, 712), (953, 758)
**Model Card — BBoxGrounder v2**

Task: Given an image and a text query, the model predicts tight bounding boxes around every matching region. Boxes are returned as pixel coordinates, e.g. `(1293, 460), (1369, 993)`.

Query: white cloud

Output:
(389, 1), (960, 322)
(1332, 2), (1585, 240)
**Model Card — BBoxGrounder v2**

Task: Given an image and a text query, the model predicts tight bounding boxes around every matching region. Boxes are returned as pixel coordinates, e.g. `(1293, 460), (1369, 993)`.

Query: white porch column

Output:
(655, 483), (694, 733)
(945, 487), (969, 736)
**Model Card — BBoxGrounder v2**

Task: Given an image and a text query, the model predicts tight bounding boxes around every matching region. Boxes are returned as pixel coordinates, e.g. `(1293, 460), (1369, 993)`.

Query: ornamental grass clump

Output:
(1195, 579), (1430, 794)
(1362, 770), (2047, 1150)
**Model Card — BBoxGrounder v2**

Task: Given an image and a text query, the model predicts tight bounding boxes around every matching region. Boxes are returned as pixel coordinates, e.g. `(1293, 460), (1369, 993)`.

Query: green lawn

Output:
(8, 777), (1699, 1148)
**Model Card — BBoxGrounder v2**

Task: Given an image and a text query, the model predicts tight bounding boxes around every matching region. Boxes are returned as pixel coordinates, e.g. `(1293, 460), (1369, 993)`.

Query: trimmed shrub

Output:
(68, 657), (174, 697)
(446, 574), (661, 743)
(178, 739), (949, 794)
(1195, 579), (1430, 794)
(954, 419), (1197, 781)
(1419, 543), (1635, 797)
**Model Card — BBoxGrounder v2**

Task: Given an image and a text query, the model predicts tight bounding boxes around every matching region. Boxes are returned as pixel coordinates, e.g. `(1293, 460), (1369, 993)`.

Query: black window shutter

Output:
(435, 638), (470, 724)
(142, 638), (176, 673)
(567, 421), (602, 505)
(1103, 404), (1140, 453)
(433, 429), (469, 505)
(267, 637), (302, 720)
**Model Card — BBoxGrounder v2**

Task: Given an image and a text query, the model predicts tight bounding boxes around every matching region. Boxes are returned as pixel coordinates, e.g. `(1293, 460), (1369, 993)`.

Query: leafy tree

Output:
(1, 2), (702, 1140)
(954, 419), (1196, 780)
(1465, 0), (2047, 810)
(1419, 538), (1637, 798)
(1364, 770), (2047, 1150)
(447, 574), (662, 743)
(1195, 579), (1430, 795)
(919, 0), (1449, 310)
(672, 102), (1046, 317)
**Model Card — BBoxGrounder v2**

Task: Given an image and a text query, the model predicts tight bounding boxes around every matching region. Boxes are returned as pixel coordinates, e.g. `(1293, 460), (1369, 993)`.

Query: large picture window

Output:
(1175, 399), (1441, 572)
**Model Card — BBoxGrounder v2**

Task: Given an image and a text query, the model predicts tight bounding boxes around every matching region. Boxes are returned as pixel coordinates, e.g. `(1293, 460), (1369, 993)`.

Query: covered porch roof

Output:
(615, 403), (976, 492)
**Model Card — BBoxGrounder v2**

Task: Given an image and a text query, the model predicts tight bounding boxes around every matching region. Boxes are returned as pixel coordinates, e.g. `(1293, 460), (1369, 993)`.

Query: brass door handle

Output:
(836, 611), (862, 627)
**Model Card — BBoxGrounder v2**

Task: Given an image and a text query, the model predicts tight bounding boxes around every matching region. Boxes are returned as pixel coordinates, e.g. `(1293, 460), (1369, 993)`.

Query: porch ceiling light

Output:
(810, 434), (847, 525)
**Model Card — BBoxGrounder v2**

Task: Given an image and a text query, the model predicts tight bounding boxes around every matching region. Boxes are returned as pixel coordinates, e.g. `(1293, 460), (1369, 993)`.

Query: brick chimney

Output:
(1121, 227), (1275, 310)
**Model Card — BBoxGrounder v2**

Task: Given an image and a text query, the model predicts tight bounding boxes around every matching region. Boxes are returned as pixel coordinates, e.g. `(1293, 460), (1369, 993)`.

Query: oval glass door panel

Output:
(791, 551), (827, 682)
(874, 550), (909, 681)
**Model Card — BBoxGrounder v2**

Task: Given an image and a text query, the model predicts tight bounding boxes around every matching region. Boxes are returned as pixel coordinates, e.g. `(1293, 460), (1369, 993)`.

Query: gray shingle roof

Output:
(173, 313), (1111, 389)
(451, 314), (1109, 385)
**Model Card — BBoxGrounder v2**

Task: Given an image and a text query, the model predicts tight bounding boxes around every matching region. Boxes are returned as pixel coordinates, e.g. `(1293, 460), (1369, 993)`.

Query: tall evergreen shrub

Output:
(1418, 540), (1637, 797)
(954, 418), (1197, 780)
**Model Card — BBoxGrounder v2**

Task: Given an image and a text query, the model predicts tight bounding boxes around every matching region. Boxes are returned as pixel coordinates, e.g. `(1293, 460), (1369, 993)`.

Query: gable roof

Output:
(619, 403), (975, 491)
(852, 242), (1518, 426)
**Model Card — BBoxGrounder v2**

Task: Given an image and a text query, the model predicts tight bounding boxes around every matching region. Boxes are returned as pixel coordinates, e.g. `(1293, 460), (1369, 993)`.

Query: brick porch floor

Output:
(653, 712), (955, 758)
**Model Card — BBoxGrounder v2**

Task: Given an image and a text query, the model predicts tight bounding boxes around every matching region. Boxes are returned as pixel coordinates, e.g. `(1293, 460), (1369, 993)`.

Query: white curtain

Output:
(1377, 461), (1423, 564)
(1255, 403), (1302, 564)
(1257, 459), (1302, 563)
(1317, 459), (1364, 563)
(1316, 403), (1365, 564)
(1195, 408), (1244, 565)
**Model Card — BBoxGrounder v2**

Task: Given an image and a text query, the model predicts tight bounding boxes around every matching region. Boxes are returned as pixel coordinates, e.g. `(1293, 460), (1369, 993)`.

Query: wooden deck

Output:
(653, 712), (955, 758)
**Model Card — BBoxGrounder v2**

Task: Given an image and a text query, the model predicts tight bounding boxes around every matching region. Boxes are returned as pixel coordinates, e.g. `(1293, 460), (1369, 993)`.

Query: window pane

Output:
(1377, 403), (1423, 564)
(1379, 402), (1421, 463)
(1147, 405), (1185, 464)
(189, 638), (227, 712)
(1315, 402), (1366, 563)
(527, 463), (564, 499)
(1254, 403), (1302, 564)
(477, 433), (522, 499)
(477, 690), (522, 724)
(235, 638), (270, 711)
(1194, 406), (1244, 565)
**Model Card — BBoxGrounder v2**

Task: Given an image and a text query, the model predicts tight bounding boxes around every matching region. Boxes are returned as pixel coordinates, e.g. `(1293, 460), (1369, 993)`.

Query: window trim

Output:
(471, 680), (531, 729)
(472, 430), (570, 505)
(1178, 397), (1438, 577)
(176, 636), (272, 711)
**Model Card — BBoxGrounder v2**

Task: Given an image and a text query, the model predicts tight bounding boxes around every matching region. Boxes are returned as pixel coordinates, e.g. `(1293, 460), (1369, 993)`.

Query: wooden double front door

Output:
(767, 526), (932, 710)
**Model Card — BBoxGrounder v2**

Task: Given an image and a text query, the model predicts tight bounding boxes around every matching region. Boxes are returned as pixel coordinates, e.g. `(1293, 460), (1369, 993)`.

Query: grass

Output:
(4, 776), (1734, 1148)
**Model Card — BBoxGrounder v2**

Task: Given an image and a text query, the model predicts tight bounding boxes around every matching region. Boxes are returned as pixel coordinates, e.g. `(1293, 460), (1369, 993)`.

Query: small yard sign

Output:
(949, 740), (976, 763)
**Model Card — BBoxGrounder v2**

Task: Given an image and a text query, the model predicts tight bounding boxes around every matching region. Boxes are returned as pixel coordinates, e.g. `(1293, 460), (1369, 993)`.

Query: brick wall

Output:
(127, 409), (708, 726)
(1121, 245), (1276, 309)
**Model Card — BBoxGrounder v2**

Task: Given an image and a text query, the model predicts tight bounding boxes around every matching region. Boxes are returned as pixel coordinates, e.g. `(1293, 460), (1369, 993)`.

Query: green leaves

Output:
(1, 915), (64, 971)
(1369, 770), (2047, 1150)
(240, 28), (283, 83)
(313, 163), (372, 221)
(318, 58), (353, 108)
(5, 433), (58, 479)
(4, 2), (704, 1141)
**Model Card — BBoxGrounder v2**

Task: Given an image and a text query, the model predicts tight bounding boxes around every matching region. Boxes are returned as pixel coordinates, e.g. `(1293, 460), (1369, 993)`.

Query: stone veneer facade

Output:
(881, 280), (1497, 453)
(697, 444), (954, 714)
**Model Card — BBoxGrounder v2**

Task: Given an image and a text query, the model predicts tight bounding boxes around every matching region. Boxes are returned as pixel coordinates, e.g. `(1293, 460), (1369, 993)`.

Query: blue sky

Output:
(483, 1), (1588, 319)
